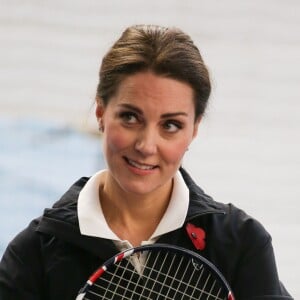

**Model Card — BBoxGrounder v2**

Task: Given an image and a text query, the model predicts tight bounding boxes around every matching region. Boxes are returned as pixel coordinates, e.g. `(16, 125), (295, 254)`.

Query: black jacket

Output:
(0, 168), (293, 299)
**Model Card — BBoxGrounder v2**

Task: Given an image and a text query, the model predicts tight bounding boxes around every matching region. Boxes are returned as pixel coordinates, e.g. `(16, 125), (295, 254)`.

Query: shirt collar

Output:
(78, 170), (189, 242)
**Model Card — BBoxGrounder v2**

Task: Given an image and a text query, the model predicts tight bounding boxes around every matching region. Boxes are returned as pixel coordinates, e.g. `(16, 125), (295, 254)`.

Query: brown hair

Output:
(96, 25), (211, 119)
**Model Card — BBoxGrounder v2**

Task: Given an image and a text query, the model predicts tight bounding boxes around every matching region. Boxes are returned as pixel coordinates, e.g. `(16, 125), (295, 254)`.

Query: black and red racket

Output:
(76, 243), (234, 300)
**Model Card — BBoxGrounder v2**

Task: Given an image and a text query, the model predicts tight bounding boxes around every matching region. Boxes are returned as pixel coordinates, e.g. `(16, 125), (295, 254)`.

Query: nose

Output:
(134, 127), (158, 156)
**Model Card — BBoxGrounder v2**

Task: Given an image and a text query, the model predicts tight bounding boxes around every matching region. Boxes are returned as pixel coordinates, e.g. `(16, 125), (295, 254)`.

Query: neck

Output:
(99, 171), (173, 246)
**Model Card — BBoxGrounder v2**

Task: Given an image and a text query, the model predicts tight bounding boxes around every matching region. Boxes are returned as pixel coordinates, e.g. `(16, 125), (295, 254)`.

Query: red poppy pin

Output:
(185, 222), (206, 250)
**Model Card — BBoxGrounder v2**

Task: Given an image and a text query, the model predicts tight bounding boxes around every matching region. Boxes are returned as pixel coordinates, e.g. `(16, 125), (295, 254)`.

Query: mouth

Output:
(124, 157), (158, 170)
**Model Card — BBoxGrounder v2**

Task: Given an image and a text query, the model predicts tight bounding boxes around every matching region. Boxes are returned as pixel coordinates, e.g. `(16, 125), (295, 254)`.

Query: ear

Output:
(95, 99), (105, 120)
(192, 116), (202, 139)
(95, 99), (106, 132)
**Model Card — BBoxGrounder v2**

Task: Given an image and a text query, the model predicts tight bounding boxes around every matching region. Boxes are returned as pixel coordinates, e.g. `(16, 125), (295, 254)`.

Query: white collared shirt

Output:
(78, 169), (189, 251)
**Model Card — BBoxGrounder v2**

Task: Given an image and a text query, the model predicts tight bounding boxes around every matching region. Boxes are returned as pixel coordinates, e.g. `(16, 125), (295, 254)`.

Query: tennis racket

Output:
(76, 243), (234, 300)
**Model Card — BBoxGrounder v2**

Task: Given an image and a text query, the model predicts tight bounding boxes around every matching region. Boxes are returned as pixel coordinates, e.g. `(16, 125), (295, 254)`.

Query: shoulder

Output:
(182, 168), (271, 256)
(0, 176), (90, 274)
(181, 167), (271, 246)
(0, 218), (45, 296)
(219, 203), (271, 249)
(0, 218), (44, 268)
(189, 200), (271, 252)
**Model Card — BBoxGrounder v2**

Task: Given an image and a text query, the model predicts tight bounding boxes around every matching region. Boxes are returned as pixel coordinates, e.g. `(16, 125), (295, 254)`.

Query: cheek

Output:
(104, 127), (132, 154)
(162, 139), (190, 164)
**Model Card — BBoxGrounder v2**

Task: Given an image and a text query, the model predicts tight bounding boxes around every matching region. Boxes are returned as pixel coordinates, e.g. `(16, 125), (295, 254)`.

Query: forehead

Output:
(111, 71), (195, 112)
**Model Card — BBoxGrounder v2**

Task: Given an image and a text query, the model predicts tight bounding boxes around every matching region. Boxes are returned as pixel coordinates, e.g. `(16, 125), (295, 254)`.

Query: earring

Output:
(98, 119), (104, 132)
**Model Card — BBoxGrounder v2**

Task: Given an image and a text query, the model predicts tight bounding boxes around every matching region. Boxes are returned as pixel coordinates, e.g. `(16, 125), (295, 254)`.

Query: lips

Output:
(124, 157), (158, 170)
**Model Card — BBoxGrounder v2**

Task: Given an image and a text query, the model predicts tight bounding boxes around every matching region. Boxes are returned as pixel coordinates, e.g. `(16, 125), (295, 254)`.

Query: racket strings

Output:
(84, 250), (227, 300)
(101, 262), (223, 299)
(90, 276), (223, 300)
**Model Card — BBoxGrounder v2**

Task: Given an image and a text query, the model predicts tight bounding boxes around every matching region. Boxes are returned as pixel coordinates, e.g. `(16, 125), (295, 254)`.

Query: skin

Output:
(96, 71), (201, 246)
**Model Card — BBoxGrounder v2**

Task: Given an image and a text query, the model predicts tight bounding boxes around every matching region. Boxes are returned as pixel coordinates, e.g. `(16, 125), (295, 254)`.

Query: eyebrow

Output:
(118, 103), (188, 118)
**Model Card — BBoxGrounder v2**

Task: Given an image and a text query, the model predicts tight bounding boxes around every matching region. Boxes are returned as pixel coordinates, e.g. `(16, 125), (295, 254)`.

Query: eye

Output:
(119, 111), (139, 124)
(163, 120), (183, 133)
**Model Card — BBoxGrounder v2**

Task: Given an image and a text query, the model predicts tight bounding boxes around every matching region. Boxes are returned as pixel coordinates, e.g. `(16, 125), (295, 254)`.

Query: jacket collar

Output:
(36, 169), (225, 259)
(179, 167), (226, 220)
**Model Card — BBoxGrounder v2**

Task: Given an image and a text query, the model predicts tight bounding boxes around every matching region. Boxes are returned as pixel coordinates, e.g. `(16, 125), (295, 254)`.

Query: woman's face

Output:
(96, 71), (201, 197)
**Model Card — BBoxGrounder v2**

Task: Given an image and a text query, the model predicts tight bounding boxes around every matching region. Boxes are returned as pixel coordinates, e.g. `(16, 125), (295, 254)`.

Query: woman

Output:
(0, 25), (293, 299)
